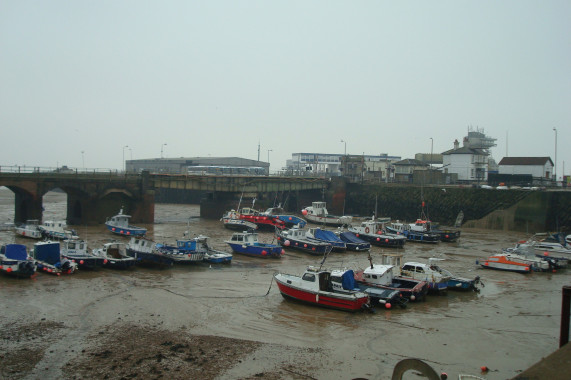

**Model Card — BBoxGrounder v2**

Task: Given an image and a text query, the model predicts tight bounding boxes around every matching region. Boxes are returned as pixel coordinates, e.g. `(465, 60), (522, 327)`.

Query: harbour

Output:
(1, 187), (570, 379)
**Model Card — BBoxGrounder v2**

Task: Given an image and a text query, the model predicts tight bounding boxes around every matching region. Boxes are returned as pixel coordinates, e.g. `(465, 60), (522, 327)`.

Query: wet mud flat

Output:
(1, 192), (570, 379)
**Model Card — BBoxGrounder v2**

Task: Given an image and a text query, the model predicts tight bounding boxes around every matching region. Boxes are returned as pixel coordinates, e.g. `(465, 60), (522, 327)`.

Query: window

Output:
(302, 273), (316, 282)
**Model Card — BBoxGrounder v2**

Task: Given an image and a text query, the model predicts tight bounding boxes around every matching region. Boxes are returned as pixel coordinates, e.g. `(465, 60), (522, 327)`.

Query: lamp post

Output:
(340, 140), (347, 176)
(122, 145), (128, 172)
(340, 139), (346, 156)
(161, 143), (167, 159)
(553, 127), (557, 181)
(267, 149), (272, 176)
(81, 151), (85, 171)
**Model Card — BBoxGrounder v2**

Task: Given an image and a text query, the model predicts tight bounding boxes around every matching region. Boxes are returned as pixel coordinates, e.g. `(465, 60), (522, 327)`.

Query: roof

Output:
(441, 146), (487, 155)
(498, 157), (553, 166)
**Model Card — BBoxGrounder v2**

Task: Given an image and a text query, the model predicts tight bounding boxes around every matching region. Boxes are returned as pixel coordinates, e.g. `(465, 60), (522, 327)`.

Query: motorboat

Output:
(32, 240), (78, 275)
(500, 245), (562, 271)
(156, 235), (210, 264)
(92, 242), (137, 269)
(225, 231), (283, 258)
(274, 266), (371, 312)
(301, 202), (352, 226)
(39, 220), (79, 240)
(220, 210), (258, 231)
(61, 239), (106, 270)
(348, 219), (406, 248)
(262, 206), (307, 228)
(105, 208), (147, 237)
(275, 226), (333, 256)
(0, 243), (37, 278)
(126, 237), (175, 267)
(336, 230), (371, 251)
(400, 260), (452, 293)
(386, 220), (440, 243)
(353, 255), (428, 302)
(421, 258), (481, 291)
(304, 227), (346, 252)
(235, 207), (286, 231)
(330, 268), (407, 309)
(14, 219), (43, 239)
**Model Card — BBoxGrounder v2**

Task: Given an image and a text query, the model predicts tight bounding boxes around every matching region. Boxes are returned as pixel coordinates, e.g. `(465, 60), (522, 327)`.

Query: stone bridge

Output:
(0, 170), (331, 224)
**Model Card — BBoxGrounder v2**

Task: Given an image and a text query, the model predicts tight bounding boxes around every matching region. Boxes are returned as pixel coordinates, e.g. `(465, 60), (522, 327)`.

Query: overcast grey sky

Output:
(1, 1), (569, 177)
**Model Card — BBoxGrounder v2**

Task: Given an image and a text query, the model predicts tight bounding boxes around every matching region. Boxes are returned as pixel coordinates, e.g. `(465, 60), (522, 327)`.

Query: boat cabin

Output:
(62, 239), (87, 254)
(128, 237), (156, 253)
(381, 253), (403, 267)
(280, 227), (307, 240)
(361, 264), (395, 286)
(302, 266), (334, 292)
(229, 231), (260, 245)
(410, 219), (433, 232)
(108, 212), (130, 227)
(239, 208), (260, 216)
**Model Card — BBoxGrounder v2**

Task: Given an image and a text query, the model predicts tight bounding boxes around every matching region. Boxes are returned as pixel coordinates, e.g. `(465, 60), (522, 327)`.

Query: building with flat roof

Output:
(126, 157), (269, 175)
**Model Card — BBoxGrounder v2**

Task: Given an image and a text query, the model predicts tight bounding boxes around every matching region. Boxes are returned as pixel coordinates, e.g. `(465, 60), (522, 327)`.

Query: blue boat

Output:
(0, 244), (37, 278)
(105, 208), (147, 237)
(225, 231), (284, 258)
(33, 241), (78, 275)
(275, 226), (333, 256)
(305, 227), (346, 252)
(336, 231), (371, 251)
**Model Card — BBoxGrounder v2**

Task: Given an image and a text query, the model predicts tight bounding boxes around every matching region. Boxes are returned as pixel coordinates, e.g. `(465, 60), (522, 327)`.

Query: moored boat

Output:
(348, 219), (406, 248)
(274, 266), (371, 312)
(275, 226), (333, 256)
(156, 235), (209, 264)
(0, 243), (37, 278)
(479, 252), (536, 273)
(92, 242), (137, 269)
(32, 240), (78, 275)
(14, 219), (43, 239)
(262, 207), (307, 228)
(301, 202), (352, 226)
(225, 231), (283, 258)
(336, 230), (371, 251)
(400, 261), (451, 293)
(126, 237), (175, 267)
(105, 208), (147, 237)
(305, 227), (346, 252)
(386, 220), (440, 243)
(220, 210), (258, 231)
(39, 220), (79, 240)
(61, 239), (106, 270)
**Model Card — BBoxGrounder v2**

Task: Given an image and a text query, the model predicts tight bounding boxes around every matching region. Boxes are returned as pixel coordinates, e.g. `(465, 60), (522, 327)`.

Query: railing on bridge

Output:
(0, 165), (134, 177)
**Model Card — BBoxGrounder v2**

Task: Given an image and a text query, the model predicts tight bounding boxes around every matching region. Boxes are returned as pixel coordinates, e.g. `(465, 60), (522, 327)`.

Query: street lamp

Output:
(122, 145), (128, 172)
(429, 138), (433, 170)
(161, 143), (167, 159)
(81, 151), (85, 171)
(553, 127), (557, 181)
(340, 140), (346, 156)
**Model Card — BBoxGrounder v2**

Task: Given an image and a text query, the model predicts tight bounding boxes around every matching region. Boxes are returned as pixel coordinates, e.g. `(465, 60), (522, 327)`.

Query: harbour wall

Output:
(154, 180), (571, 233)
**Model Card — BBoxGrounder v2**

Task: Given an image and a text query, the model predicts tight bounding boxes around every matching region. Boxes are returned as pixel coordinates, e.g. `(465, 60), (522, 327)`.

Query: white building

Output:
(442, 140), (489, 181)
(284, 153), (401, 176)
(498, 157), (553, 179)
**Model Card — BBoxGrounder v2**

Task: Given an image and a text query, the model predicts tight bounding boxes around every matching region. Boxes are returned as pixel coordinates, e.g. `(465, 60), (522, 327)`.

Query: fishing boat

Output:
(92, 242), (137, 269)
(385, 220), (440, 243)
(275, 226), (333, 256)
(14, 219), (43, 239)
(220, 210), (258, 231)
(420, 258), (481, 291)
(330, 268), (407, 309)
(32, 240), (78, 275)
(305, 227), (347, 252)
(347, 218), (406, 248)
(353, 253), (428, 302)
(156, 235), (209, 264)
(478, 247), (555, 273)
(262, 206), (307, 228)
(274, 266), (371, 312)
(0, 243), (37, 278)
(105, 208), (147, 237)
(225, 230), (284, 258)
(235, 207), (286, 231)
(60, 239), (106, 270)
(196, 235), (233, 264)
(38, 220), (79, 240)
(126, 237), (175, 267)
(500, 245), (562, 271)
(301, 202), (352, 226)
(336, 230), (371, 251)
(431, 225), (461, 242)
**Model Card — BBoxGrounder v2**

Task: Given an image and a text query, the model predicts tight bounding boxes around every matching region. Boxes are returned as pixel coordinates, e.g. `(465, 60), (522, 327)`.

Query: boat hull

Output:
(226, 243), (283, 258)
(479, 259), (531, 274)
(106, 224), (147, 237)
(274, 274), (370, 312)
(353, 233), (406, 248)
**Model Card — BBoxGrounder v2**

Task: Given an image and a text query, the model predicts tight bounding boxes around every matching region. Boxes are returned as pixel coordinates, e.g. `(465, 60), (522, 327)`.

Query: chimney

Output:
(453, 139), (459, 150)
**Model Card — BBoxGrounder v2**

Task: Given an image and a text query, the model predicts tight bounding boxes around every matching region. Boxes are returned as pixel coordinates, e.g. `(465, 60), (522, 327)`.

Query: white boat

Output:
(347, 218), (407, 248)
(400, 260), (452, 293)
(15, 219), (43, 239)
(92, 242), (137, 269)
(302, 202), (352, 226)
(60, 239), (105, 270)
(39, 220), (78, 240)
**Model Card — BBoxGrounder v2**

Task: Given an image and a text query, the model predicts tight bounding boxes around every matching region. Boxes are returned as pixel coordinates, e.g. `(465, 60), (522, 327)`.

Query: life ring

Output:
(365, 227), (370, 233)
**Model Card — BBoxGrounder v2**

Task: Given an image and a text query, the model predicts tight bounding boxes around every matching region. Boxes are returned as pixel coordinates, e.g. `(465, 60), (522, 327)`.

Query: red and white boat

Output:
(236, 207), (286, 231)
(274, 266), (371, 312)
(479, 253), (533, 274)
